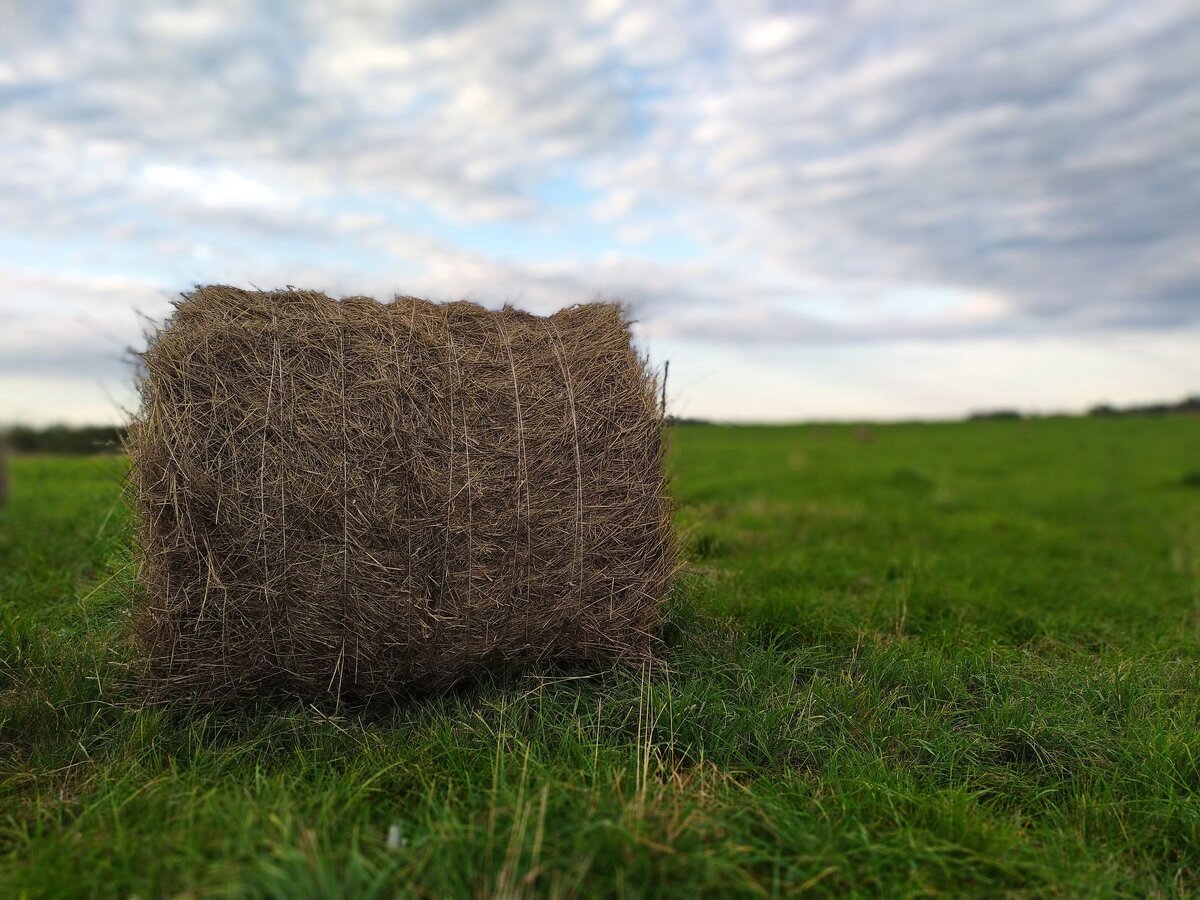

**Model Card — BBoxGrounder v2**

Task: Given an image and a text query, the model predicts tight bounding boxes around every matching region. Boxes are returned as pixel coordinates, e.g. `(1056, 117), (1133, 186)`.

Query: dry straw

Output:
(128, 286), (674, 702)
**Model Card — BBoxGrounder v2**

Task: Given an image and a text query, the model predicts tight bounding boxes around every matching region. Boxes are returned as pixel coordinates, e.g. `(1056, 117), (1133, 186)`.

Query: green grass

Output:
(2, 417), (1199, 897)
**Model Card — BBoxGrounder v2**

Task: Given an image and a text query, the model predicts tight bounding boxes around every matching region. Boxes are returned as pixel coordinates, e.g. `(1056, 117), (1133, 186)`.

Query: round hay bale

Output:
(128, 286), (675, 701)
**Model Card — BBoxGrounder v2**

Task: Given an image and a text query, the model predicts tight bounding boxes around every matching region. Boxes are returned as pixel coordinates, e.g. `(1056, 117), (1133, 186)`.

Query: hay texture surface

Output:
(130, 286), (674, 701)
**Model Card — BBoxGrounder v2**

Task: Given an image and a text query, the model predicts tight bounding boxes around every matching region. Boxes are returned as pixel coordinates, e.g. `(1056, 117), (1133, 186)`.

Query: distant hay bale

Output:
(128, 286), (674, 702)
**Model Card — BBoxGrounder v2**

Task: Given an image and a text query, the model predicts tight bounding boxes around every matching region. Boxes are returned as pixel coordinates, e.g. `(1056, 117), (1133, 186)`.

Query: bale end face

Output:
(129, 286), (675, 701)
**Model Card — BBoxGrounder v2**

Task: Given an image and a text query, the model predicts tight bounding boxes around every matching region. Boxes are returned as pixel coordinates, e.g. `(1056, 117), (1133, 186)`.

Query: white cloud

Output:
(740, 15), (814, 55)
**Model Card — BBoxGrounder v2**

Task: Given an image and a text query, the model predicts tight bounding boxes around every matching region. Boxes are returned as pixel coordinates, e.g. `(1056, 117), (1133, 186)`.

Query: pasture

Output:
(2, 417), (1199, 896)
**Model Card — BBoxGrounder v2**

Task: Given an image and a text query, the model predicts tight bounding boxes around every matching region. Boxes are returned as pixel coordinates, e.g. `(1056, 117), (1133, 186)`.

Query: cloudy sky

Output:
(1, 0), (1197, 424)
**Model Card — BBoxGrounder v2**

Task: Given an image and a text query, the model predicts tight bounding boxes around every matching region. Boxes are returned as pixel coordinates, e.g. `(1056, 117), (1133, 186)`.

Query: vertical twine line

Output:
(548, 319), (584, 607)
(260, 317), (280, 664)
(495, 314), (531, 643)
(458, 336), (474, 613)
(203, 316), (229, 684)
(330, 313), (348, 698)
(275, 327), (289, 675)
(441, 307), (458, 671)
(394, 301), (419, 655)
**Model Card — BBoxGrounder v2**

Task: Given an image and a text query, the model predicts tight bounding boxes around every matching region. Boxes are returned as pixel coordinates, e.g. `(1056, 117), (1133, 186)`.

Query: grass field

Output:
(2, 417), (1199, 896)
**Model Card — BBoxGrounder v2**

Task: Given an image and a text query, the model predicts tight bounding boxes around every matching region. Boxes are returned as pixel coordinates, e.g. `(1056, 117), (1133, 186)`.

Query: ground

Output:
(2, 417), (1199, 897)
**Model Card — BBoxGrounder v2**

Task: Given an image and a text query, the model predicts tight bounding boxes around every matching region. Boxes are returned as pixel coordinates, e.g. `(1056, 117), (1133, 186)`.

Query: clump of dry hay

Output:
(128, 286), (674, 702)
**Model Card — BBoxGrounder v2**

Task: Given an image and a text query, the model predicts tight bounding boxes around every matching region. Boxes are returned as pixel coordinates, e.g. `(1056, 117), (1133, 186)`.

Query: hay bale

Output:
(129, 286), (674, 701)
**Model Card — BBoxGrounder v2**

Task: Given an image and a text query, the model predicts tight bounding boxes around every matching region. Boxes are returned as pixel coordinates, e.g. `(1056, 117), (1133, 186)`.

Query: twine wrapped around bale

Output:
(128, 286), (674, 702)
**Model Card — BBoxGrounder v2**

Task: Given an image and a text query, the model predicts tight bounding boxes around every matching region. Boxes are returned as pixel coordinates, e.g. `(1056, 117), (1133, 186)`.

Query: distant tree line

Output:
(969, 395), (1200, 421)
(967, 409), (1024, 421)
(4, 424), (127, 455)
(1087, 396), (1200, 417)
